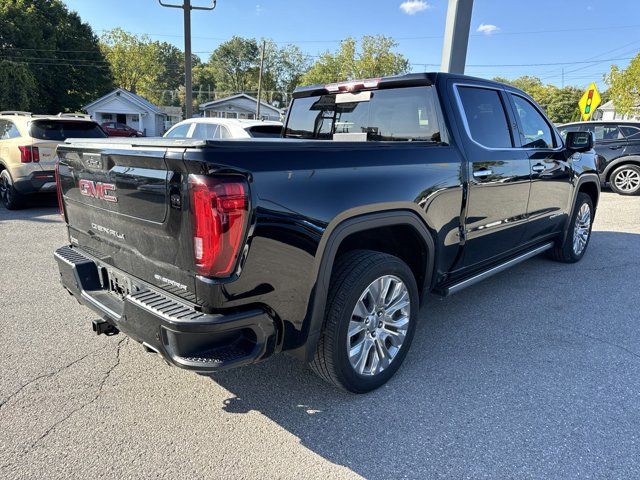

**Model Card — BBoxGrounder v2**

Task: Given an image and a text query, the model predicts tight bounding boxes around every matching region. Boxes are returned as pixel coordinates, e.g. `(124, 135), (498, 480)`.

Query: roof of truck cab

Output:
(292, 72), (517, 98)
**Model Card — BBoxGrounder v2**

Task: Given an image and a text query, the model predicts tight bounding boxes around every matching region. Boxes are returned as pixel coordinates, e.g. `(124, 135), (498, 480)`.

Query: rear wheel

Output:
(310, 250), (418, 393)
(550, 192), (593, 263)
(0, 170), (23, 210)
(610, 165), (640, 195)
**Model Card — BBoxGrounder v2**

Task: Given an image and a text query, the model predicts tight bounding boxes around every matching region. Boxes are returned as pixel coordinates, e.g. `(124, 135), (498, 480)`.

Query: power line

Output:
(1, 52), (635, 69)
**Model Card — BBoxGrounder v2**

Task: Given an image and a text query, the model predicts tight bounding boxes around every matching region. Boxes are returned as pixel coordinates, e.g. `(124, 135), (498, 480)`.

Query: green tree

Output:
(262, 41), (310, 94)
(605, 53), (640, 116)
(100, 29), (160, 96)
(301, 35), (410, 85)
(0, 60), (37, 111)
(148, 41), (184, 104)
(0, 0), (113, 113)
(208, 36), (260, 93)
(545, 86), (582, 124)
(493, 76), (582, 124)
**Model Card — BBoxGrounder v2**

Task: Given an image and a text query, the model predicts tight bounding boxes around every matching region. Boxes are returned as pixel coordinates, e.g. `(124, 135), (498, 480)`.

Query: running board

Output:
(438, 242), (554, 296)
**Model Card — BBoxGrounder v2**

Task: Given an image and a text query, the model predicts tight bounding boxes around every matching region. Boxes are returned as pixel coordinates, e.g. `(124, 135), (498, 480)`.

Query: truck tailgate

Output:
(56, 140), (199, 302)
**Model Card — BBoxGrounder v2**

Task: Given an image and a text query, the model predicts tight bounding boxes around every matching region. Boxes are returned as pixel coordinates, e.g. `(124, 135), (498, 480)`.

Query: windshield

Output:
(284, 86), (440, 142)
(30, 120), (107, 141)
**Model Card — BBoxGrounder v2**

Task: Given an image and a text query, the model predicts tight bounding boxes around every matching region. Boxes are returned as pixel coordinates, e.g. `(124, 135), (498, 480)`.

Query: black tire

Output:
(550, 192), (594, 263)
(0, 169), (23, 210)
(310, 250), (419, 393)
(609, 164), (640, 196)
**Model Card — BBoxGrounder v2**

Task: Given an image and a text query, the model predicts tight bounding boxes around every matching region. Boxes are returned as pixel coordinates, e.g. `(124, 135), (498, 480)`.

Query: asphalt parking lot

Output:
(1, 191), (639, 479)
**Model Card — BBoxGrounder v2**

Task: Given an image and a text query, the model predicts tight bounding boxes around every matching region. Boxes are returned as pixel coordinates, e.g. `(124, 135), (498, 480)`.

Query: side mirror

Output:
(565, 130), (593, 153)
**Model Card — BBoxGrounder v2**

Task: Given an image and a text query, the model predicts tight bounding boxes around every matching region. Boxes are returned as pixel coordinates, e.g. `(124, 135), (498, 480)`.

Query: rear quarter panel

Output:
(184, 140), (464, 351)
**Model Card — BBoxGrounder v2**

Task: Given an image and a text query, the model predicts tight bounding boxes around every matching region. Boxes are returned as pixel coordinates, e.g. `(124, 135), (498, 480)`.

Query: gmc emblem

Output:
(79, 179), (117, 203)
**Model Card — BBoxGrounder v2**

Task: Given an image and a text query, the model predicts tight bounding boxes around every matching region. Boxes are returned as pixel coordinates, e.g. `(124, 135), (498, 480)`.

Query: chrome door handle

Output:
(531, 164), (545, 173)
(473, 169), (493, 178)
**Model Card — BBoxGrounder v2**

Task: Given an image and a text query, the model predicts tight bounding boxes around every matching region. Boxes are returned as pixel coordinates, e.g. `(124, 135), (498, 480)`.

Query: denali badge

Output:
(79, 179), (117, 203)
(91, 223), (125, 240)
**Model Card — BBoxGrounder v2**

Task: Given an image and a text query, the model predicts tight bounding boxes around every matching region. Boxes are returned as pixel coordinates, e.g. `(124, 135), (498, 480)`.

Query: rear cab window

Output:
(29, 120), (107, 141)
(284, 86), (441, 142)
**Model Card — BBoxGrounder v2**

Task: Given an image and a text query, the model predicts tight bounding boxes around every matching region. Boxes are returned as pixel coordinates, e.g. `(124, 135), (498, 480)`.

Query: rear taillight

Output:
(54, 159), (65, 219)
(189, 175), (248, 277)
(18, 146), (39, 163)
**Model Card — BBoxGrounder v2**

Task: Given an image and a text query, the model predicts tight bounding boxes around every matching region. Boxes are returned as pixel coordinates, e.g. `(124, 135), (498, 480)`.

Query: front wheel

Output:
(550, 192), (594, 263)
(310, 250), (419, 393)
(610, 165), (640, 195)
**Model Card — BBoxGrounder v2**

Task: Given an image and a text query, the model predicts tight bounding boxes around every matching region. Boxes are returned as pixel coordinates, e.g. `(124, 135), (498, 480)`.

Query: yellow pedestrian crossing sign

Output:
(578, 83), (601, 121)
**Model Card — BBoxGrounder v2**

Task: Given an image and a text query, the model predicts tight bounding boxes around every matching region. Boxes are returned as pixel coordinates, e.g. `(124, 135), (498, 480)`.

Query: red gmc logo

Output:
(79, 179), (117, 203)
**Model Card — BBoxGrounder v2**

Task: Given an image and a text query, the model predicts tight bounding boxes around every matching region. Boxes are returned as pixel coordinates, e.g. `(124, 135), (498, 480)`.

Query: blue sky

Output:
(64, 0), (640, 90)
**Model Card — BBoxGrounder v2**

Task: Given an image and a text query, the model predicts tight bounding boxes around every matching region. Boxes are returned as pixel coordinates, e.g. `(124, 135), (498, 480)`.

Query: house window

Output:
(102, 113), (113, 121)
(225, 112), (238, 119)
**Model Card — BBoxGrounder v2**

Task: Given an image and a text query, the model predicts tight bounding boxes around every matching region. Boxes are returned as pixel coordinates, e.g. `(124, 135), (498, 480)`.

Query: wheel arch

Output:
(604, 156), (640, 182)
(561, 173), (600, 245)
(297, 208), (436, 363)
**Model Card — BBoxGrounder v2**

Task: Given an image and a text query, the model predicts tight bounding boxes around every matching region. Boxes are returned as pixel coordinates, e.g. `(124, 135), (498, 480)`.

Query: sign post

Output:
(578, 83), (601, 121)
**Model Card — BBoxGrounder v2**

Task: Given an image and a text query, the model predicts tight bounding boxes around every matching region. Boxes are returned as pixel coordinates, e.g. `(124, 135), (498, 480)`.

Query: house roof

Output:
(83, 88), (164, 116)
(199, 93), (283, 114)
(598, 100), (614, 110)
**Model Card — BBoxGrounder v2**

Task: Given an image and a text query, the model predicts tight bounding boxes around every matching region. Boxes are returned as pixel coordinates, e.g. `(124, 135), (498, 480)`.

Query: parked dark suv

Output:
(557, 121), (640, 195)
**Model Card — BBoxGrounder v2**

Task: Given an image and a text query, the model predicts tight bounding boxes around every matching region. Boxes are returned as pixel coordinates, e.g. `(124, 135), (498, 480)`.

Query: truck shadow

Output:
(208, 230), (640, 479)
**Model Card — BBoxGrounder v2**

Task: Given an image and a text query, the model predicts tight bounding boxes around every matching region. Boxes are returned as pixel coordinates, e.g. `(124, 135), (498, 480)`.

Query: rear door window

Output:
(29, 121), (106, 140)
(581, 124), (624, 142)
(219, 126), (231, 139)
(164, 123), (192, 138)
(620, 125), (640, 140)
(285, 86), (441, 142)
(191, 123), (219, 140)
(0, 120), (21, 139)
(457, 86), (513, 148)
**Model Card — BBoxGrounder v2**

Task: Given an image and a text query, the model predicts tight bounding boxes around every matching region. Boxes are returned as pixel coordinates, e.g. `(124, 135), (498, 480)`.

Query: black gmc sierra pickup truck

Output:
(54, 73), (600, 393)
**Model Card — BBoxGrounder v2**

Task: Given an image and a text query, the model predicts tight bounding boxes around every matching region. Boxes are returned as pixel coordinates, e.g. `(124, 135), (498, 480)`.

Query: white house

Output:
(199, 93), (283, 121)
(596, 100), (640, 121)
(159, 105), (183, 131)
(83, 88), (167, 136)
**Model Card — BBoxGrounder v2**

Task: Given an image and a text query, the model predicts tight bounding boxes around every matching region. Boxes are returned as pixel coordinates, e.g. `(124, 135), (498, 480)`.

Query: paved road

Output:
(1, 192), (639, 479)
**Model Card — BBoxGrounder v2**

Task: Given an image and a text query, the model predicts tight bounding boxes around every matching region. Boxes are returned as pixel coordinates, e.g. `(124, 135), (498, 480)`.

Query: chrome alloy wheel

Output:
(613, 168), (640, 193)
(347, 275), (410, 376)
(572, 203), (591, 255)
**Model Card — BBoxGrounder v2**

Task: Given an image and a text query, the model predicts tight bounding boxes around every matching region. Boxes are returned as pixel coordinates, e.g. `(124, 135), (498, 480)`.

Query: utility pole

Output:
(561, 68), (565, 88)
(256, 40), (266, 120)
(440, 0), (474, 74)
(158, 0), (217, 118)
